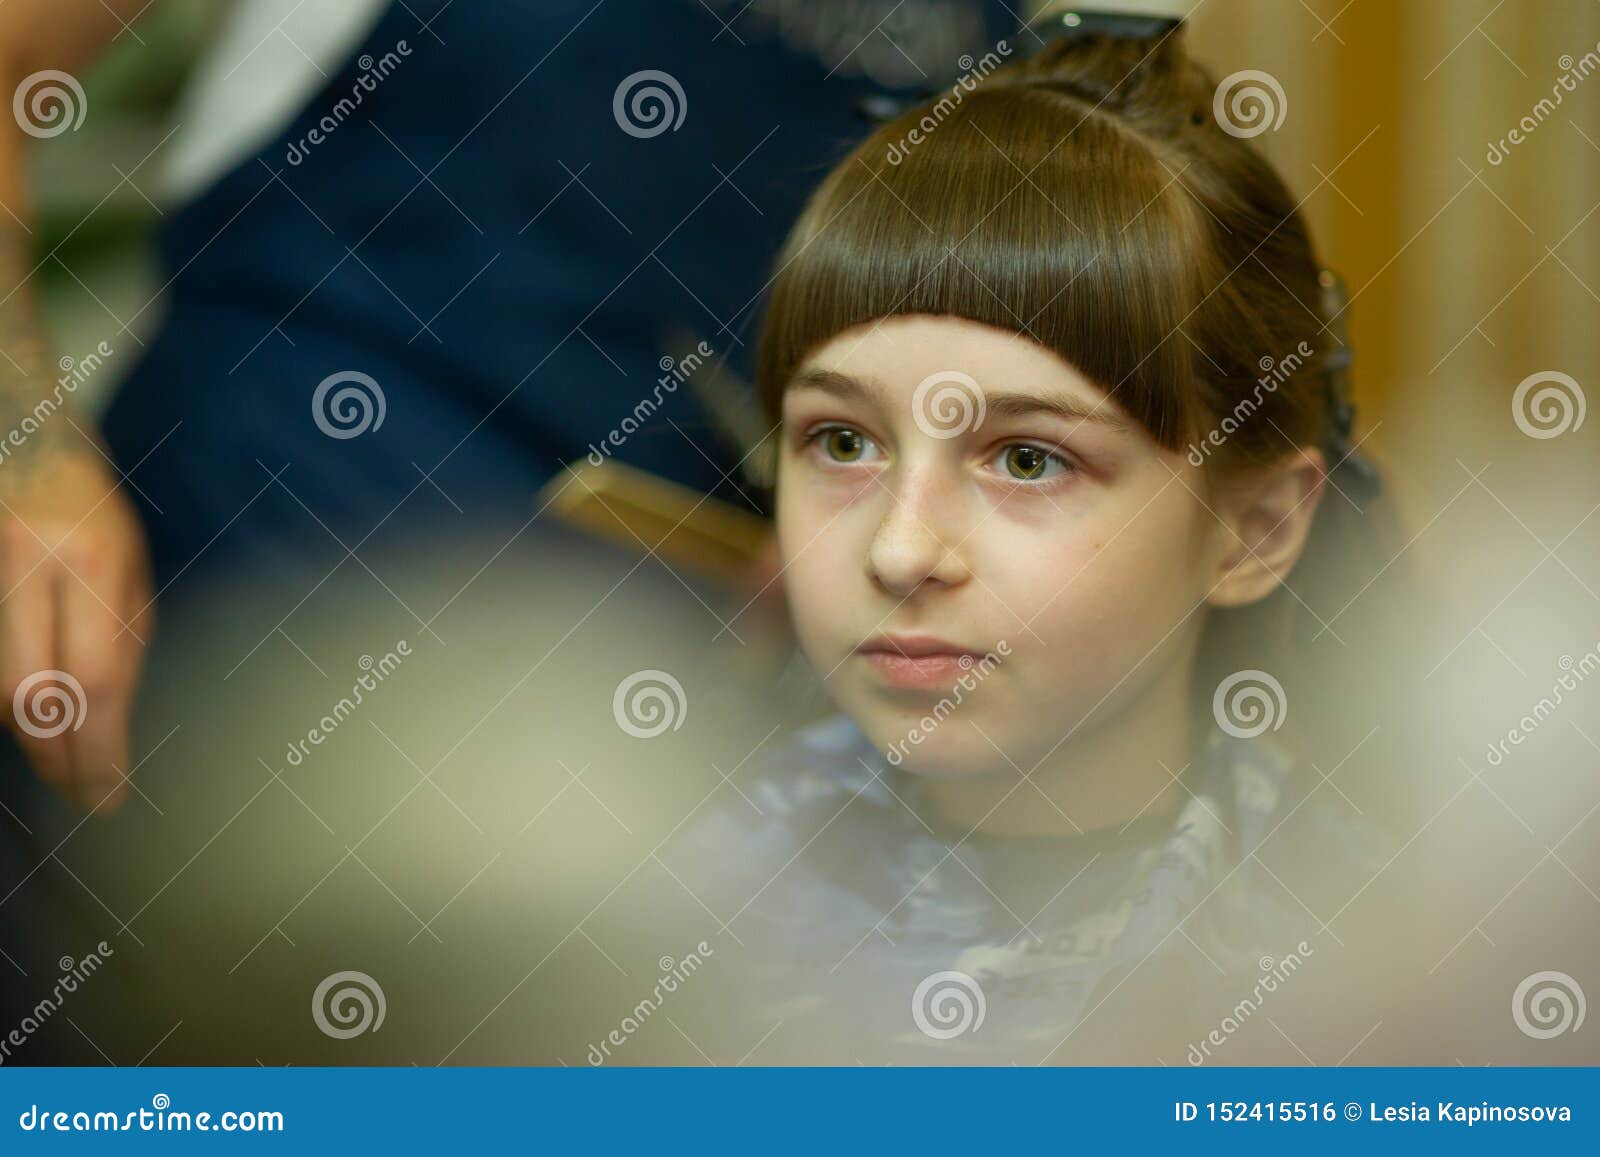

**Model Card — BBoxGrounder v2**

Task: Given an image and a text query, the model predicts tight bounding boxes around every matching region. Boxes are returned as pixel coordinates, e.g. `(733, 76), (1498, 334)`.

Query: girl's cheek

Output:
(988, 530), (1165, 649)
(987, 520), (1104, 595)
(776, 485), (839, 575)
(793, 457), (881, 510)
(778, 462), (878, 542)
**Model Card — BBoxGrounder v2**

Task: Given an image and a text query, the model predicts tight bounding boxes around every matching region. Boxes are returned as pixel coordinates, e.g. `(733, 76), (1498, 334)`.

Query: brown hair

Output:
(756, 22), (1412, 760)
(756, 25), (1341, 470)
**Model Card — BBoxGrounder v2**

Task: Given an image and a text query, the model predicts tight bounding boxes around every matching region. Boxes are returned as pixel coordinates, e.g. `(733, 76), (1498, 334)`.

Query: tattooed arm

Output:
(0, 2), (159, 814)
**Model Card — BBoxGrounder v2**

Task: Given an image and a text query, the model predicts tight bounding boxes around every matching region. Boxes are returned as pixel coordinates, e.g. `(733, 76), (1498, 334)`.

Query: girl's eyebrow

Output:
(788, 367), (1131, 432)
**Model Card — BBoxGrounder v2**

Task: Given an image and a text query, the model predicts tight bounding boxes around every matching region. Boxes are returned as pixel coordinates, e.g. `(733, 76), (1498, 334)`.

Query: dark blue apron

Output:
(100, 0), (1020, 590)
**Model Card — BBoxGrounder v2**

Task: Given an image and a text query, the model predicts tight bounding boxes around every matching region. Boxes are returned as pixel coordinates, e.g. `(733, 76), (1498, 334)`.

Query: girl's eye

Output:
(810, 426), (880, 464)
(994, 443), (1070, 482)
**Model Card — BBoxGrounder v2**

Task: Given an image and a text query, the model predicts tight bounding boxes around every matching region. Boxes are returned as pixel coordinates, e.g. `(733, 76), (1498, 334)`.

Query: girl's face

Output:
(775, 314), (1231, 778)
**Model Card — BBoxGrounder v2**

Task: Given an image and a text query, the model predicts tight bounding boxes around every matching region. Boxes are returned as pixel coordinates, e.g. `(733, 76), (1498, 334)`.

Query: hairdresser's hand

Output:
(0, 441), (154, 814)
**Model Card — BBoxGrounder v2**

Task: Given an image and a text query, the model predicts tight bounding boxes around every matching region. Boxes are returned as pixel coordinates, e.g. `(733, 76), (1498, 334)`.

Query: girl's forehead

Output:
(792, 314), (1111, 408)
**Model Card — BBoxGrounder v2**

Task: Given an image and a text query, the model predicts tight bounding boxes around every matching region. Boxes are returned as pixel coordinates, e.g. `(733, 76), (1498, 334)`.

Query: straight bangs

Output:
(755, 84), (1216, 450)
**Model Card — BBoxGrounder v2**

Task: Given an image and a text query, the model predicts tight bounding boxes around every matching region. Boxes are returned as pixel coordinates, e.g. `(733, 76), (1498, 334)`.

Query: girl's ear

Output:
(1205, 448), (1327, 608)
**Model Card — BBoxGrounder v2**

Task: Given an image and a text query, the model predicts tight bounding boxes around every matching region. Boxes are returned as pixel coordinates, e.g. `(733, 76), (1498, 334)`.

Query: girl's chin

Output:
(870, 732), (1010, 778)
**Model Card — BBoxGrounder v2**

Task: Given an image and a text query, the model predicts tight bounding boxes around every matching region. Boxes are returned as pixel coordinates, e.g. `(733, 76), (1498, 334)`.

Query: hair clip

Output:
(853, 91), (920, 125)
(1317, 269), (1381, 502)
(1027, 7), (1183, 42)
(855, 8), (1184, 123)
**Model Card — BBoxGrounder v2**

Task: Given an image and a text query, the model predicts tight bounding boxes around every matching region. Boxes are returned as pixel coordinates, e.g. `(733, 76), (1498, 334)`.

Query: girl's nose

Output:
(865, 469), (971, 597)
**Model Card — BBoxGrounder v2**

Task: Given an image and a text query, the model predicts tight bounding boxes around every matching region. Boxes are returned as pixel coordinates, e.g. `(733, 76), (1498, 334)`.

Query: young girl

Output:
(659, 13), (1397, 1065)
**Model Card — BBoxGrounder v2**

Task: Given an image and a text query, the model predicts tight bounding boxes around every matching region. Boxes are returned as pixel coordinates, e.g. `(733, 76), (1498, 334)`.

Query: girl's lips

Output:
(859, 650), (980, 690)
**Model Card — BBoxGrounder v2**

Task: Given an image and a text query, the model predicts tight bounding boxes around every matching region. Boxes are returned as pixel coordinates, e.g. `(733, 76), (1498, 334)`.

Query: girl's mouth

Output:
(855, 634), (988, 690)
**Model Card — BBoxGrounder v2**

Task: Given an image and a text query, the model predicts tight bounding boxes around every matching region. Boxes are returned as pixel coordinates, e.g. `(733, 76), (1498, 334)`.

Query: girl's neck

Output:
(914, 656), (1196, 840)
